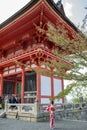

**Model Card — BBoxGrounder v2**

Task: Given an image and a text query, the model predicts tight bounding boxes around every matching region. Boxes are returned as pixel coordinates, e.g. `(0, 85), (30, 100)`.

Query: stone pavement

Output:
(0, 118), (87, 130)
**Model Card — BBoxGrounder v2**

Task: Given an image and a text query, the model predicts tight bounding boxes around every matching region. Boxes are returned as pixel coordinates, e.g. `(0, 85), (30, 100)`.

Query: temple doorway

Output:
(3, 71), (37, 103)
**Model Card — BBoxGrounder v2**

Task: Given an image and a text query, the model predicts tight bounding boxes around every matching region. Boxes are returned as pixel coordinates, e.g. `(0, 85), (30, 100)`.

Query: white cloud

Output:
(64, 2), (73, 18)
(54, 0), (58, 3)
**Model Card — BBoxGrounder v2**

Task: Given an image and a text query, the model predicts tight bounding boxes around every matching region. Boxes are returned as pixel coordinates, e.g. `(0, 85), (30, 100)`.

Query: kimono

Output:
(47, 104), (55, 129)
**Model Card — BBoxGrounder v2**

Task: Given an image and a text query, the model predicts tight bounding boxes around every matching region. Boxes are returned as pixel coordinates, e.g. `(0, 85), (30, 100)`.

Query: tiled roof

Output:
(0, 0), (78, 31)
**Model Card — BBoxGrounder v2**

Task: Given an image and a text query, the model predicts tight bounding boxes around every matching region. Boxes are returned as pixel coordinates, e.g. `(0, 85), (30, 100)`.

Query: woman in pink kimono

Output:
(46, 100), (55, 130)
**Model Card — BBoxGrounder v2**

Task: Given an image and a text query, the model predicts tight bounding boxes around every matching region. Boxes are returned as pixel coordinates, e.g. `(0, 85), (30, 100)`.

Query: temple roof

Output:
(0, 0), (78, 31)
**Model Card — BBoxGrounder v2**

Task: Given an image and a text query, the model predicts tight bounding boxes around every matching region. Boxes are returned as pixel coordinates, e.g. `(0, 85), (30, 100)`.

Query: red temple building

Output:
(0, 0), (78, 104)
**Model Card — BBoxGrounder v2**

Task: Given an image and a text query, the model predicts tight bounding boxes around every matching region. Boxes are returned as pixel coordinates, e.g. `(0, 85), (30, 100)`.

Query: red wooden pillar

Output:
(14, 79), (17, 96)
(0, 71), (3, 97)
(21, 67), (25, 103)
(36, 73), (41, 103)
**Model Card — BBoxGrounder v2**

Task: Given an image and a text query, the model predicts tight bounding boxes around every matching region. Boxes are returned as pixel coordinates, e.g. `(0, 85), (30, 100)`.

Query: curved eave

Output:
(46, 0), (79, 32)
(0, 47), (72, 68)
(0, 0), (79, 32)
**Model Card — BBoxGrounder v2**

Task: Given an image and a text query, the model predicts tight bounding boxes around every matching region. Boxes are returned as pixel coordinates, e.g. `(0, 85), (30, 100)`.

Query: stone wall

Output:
(40, 102), (87, 121)
(5, 101), (87, 121)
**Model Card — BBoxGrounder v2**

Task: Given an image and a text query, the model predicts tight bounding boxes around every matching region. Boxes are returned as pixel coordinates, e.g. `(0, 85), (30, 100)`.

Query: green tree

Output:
(39, 21), (87, 101)
(69, 84), (87, 103)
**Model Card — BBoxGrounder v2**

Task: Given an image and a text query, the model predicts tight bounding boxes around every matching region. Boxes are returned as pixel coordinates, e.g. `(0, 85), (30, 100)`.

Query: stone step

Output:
(0, 109), (6, 118)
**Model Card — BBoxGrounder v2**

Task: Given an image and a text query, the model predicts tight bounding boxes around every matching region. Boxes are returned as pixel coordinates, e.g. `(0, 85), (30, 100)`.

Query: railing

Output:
(40, 102), (87, 112)
(24, 91), (37, 103)
(24, 91), (37, 97)
(5, 101), (87, 121)
(5, 103), (35, 114)
(5, 101), (87, 114)
(5, 98), (39, 115)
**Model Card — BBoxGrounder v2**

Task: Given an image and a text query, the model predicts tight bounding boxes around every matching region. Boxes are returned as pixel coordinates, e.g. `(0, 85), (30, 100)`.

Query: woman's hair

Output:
(51, 100), (54, 105)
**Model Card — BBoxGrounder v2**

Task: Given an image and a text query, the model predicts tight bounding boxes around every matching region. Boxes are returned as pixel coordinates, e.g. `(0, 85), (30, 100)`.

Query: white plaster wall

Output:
(41, 75), (51, 96)
(54, 78), (62, 103)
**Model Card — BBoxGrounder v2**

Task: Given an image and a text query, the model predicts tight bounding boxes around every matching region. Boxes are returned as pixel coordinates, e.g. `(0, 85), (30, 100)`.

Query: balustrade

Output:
(5, 103), (34, 114)
(24, 91), (37, 103)
(4, 101), (87, 122)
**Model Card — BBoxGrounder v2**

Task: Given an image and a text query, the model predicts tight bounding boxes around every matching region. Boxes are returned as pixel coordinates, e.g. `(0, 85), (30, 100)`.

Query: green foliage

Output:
(35, 21), (87, 101)
(54, 85), (73, 100)
(72, 98), (80, 103)
(44, 22), (87, 100)
(67, 81), (87, 103)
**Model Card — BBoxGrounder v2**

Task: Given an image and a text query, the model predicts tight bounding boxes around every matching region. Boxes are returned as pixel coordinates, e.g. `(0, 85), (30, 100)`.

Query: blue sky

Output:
(0, 0), (87, 27)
